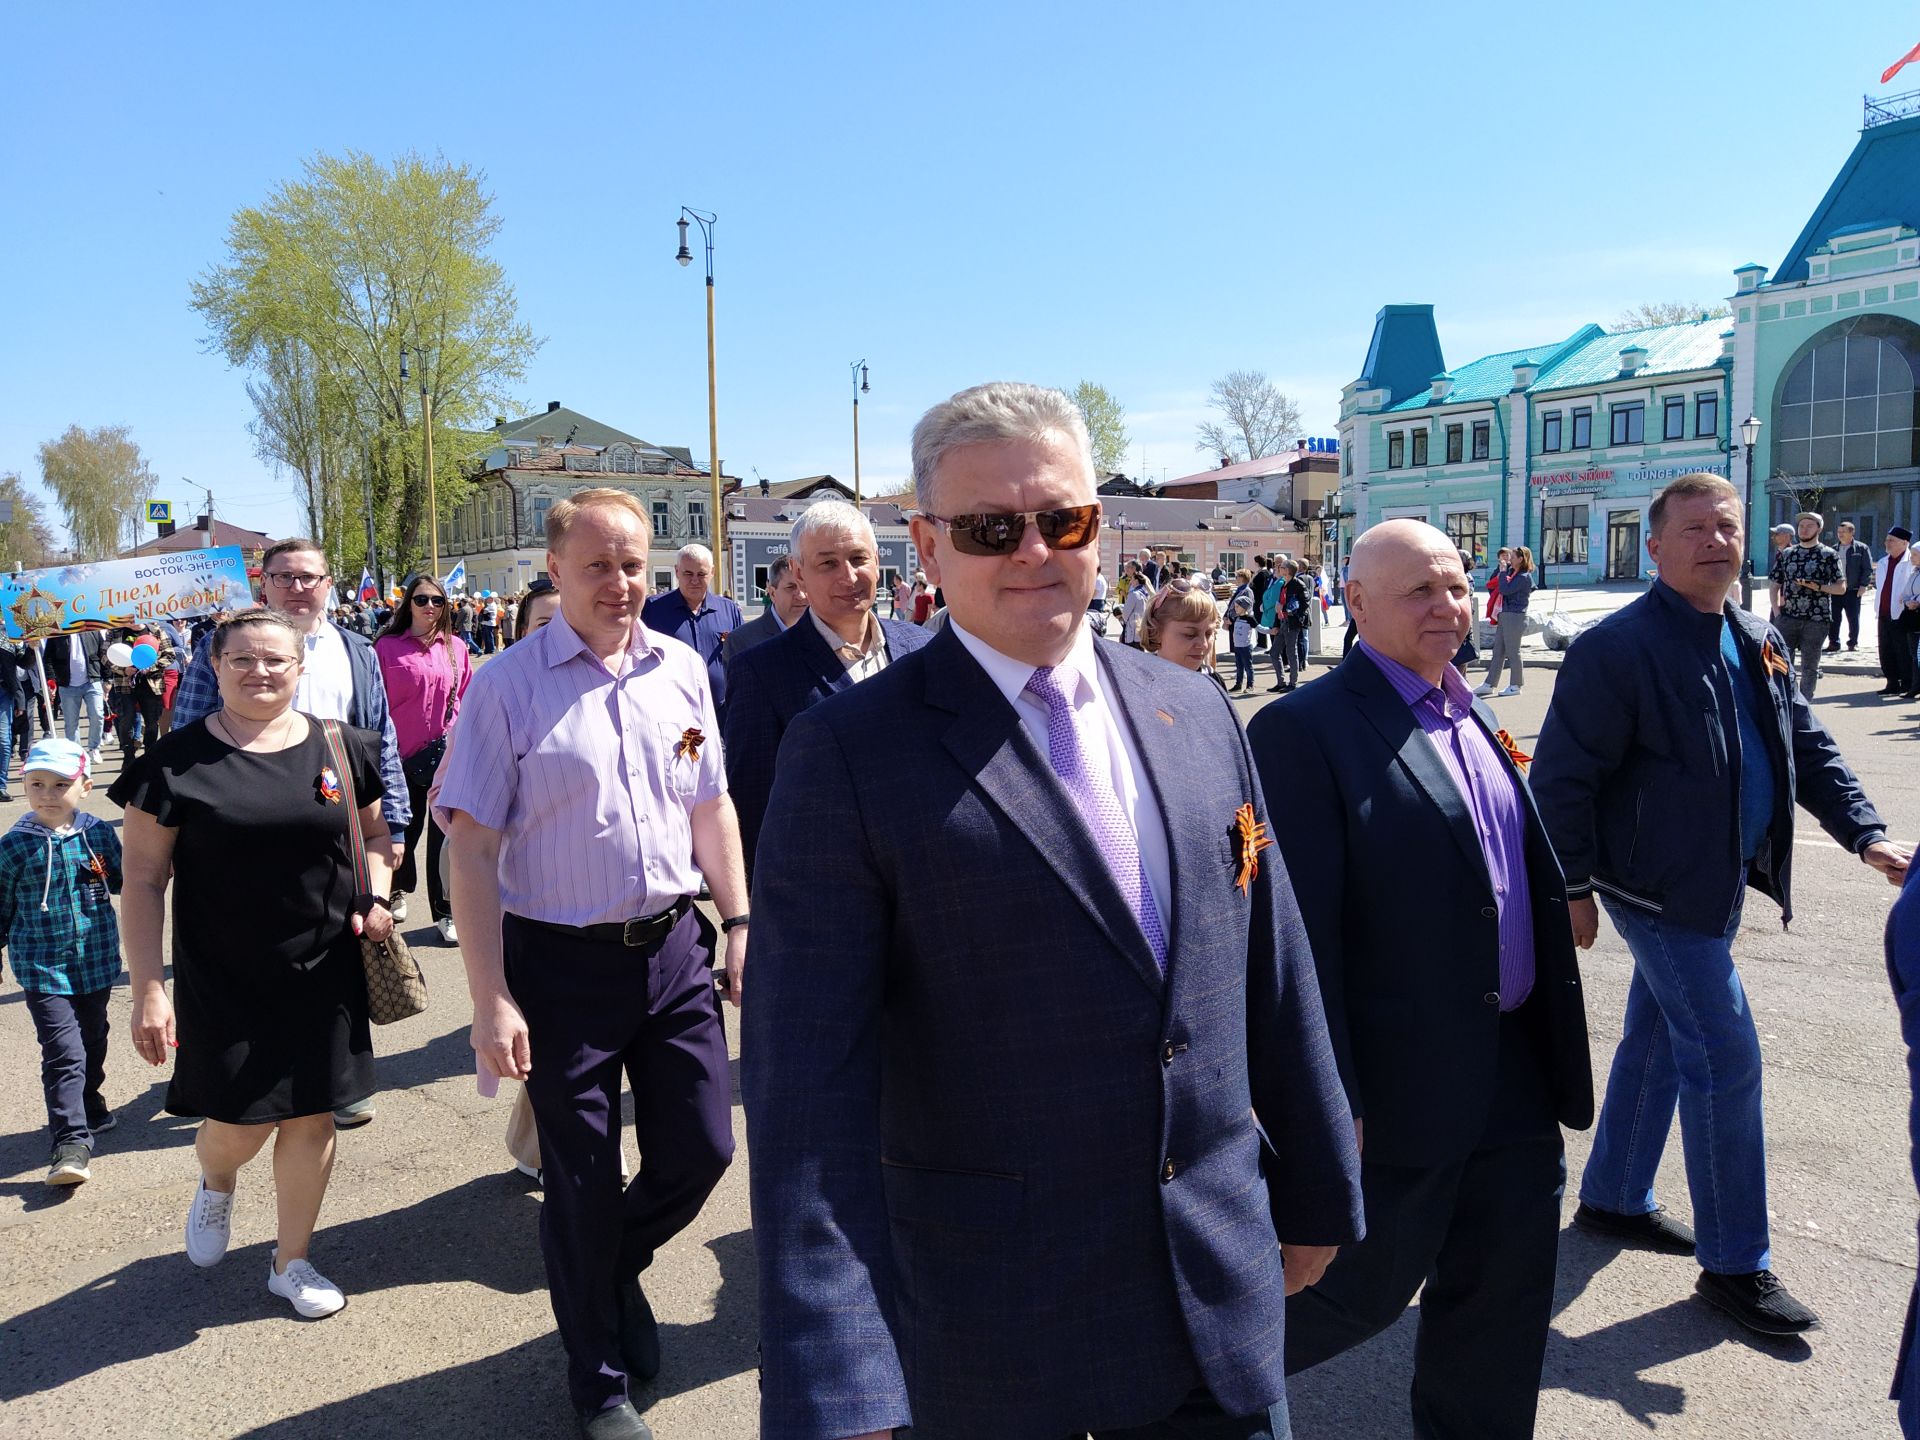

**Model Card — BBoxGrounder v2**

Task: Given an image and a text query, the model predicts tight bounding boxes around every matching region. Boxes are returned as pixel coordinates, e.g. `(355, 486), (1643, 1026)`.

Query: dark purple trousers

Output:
(504, 907), (734, 1416)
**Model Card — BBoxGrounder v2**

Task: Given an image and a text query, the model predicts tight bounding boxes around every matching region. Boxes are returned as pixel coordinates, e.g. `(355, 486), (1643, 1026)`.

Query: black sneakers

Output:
(1573, 1202), (1697, 1256)
(1695, 1268), (1820, 1336)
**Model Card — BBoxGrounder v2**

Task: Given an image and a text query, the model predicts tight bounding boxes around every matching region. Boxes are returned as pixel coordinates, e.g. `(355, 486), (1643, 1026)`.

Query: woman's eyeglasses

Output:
(220, 653), (297, 675)
(920, 503), (1100, 557)
(411, 594), (448, 608)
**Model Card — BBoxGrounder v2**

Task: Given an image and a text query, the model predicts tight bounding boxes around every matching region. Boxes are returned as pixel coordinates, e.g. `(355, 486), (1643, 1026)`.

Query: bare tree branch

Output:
(1195, 371), (1302, 462)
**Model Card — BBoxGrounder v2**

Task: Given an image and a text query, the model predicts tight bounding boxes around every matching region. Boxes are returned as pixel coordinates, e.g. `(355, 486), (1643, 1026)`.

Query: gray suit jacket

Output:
(721, 609), (786, 673)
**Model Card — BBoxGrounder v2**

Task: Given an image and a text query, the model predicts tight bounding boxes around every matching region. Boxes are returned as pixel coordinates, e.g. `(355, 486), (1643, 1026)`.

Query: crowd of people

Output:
(3, 380), (1920, 1440)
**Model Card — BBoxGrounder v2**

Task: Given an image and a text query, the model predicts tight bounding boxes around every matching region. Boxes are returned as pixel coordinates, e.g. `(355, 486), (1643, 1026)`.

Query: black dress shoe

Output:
(1573, 1201), (1696, 1255)
(616, 1277), (661, 1382)
(579, 1401), (654, 1439)
(1695, 1268), (1819, 1336)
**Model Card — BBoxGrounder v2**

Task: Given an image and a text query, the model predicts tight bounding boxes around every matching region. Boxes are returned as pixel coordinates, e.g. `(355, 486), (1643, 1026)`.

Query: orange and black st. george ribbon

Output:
(1233, 802), (1274, 896)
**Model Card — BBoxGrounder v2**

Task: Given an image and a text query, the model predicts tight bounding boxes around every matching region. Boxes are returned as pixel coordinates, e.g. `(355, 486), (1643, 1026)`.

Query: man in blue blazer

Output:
(743, 383), (1362, 1440)
(722, 500), (930, 880)
(721, 552), (808, 677)
(1249, 519), (1591, 1440)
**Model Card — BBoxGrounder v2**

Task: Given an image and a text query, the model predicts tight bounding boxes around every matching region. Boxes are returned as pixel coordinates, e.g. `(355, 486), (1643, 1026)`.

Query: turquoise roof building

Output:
(1335, 95), (1920, 588)
(1730, 98), (1920, 564)
(1337, 308), (1732, 583)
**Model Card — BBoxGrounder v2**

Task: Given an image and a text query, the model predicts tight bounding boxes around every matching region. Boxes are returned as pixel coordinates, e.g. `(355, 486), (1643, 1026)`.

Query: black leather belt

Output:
(519, 895), (692, 949)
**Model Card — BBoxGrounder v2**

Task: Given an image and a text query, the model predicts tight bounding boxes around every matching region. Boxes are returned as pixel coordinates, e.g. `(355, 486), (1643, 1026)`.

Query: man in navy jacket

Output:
(722, 501), (930, 880)
(743, 383), (1361, 1440)
(1251, 520), (1591, 1440)
(1533, 472), (1907, 1338)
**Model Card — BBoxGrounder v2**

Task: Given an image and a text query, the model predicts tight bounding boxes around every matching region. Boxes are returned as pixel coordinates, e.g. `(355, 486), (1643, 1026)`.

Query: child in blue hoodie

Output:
(0, 738), (123, 1185)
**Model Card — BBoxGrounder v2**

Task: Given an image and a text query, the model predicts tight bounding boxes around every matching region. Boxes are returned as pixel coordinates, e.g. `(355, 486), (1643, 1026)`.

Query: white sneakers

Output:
(1472, 683), (1495, 696)
(268, 1252), (346, 1318)
(1497, 685), (1522, 697)
(186, 1177), (345, 1318)
(436, 915), (458, 944)
(185, 1176), (234, 1267)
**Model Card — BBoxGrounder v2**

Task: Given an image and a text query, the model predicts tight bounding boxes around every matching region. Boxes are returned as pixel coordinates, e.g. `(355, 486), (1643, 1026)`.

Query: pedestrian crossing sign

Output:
(146, 500), (173, 524)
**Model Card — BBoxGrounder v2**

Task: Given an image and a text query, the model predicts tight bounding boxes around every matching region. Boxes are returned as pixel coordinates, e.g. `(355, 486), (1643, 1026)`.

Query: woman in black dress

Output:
(116, 610), (395, 1319)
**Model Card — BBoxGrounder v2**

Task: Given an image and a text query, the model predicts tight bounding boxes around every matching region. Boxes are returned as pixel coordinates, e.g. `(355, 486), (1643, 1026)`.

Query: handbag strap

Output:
(320, 718), (371, 897)
(438, 635), (460, 730)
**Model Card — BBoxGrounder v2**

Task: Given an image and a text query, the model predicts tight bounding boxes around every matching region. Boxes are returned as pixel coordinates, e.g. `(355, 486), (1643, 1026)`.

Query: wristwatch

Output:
(721, 913), (751, 933)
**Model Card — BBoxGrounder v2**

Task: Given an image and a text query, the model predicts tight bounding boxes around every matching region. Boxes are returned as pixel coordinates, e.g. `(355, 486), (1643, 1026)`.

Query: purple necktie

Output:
(1024, 665), (1168, 972)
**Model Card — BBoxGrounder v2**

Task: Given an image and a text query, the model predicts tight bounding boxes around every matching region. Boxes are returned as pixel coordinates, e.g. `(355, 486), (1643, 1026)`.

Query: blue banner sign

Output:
(0, 546), (254, 640)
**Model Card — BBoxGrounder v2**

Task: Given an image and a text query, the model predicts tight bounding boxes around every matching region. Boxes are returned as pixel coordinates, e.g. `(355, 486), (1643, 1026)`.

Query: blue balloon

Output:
(130, 643), (158, 670)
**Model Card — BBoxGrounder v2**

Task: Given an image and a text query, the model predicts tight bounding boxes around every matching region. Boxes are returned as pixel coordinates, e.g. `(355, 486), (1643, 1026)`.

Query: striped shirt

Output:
(433, 612), (726, 926)
(1358, 640), (1535, 1011)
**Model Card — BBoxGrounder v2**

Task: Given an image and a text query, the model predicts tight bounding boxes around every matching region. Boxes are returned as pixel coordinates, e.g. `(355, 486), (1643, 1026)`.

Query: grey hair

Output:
(676, 543), (714, 568)
(788, 499), (876, 561)
(766, 553), (794, 586)
(910, 382), (1093, 512)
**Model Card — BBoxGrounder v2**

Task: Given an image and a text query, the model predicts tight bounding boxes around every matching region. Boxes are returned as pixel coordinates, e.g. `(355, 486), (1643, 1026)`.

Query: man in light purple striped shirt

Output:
(1247, 519), (1591, 1440)
(438, 488), (749, 1440)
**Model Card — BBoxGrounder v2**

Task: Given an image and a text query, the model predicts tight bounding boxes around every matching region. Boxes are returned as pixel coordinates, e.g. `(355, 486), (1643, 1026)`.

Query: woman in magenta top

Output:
(373, 574), (471, 943)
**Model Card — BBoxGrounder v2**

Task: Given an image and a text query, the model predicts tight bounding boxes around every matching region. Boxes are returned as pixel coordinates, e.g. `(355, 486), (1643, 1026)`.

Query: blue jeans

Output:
(58, 681), (102, 753)
(1580, 889), (1770, 1273)
(1231, 645), (1254, 689)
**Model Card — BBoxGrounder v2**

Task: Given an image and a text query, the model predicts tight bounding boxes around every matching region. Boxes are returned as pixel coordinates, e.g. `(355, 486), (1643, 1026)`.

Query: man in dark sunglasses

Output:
(745, 382), (1361, 1440)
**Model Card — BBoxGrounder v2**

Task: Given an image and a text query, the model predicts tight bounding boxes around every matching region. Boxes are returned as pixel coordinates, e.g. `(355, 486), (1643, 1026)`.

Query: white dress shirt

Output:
(811, 609), (889, 685)
(294, 621), (355, 721)
(949, 620), (1173, 932)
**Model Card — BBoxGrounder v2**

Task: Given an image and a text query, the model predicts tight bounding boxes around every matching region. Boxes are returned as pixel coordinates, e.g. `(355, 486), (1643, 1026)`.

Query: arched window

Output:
(1773, 318), (1919, 478)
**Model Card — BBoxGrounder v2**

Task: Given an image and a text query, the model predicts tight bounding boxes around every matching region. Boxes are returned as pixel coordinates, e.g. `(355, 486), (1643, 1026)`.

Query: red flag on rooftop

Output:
(1883, 38), (1920, 84)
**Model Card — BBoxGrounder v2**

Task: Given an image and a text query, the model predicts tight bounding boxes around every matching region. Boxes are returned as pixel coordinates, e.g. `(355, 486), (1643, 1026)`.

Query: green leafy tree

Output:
(1070, 381), (1132, 477)
(0, 472), (61, 568)
(1195, 371), (1301, 463)
(1612, 301), (1732, 331)
(191, 150), (540, 576)
(36, 425), (156, 560)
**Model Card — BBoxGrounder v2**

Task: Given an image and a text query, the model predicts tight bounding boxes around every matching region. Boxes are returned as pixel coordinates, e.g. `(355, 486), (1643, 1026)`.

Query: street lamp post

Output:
(400, 344), (439, 579)
(850, 360), (870, 502)
(676, 207), (727, 593)
(1740, 413), (1763, 610)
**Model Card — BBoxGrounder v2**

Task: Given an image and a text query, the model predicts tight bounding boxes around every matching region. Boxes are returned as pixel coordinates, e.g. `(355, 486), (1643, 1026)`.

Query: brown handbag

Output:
(321, 719), (428, 1025)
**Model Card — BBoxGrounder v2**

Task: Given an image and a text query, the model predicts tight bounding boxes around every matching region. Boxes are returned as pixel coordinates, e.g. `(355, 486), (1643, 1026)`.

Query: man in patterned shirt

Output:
(1768, 512), (1844, 697)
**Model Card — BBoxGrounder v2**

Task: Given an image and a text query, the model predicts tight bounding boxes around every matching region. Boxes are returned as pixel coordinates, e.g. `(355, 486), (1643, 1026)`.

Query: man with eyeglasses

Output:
(744, 382), (1361, 1440)
(172, 538), (409, 1128)
(643, 543), (744, 720)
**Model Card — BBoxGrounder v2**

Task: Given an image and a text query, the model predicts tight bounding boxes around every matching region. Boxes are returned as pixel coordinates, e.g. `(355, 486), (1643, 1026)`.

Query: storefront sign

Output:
(0, 547), (254, 640)
(1532, 468), (1613, 489)
(1616, 460), (1729, 487)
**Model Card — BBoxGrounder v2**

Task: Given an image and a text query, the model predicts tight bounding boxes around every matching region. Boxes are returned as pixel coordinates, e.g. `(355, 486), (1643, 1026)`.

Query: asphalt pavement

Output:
(2, 649), (1917, 1439)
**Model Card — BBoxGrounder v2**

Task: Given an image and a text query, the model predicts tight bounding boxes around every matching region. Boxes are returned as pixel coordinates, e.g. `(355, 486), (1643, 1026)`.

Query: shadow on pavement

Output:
(0, 1076), (199, 1186)
(0, 1171), (549, 1402)
(232, 1227), (758, 1440)
(1289, 1224), (1810, 1436)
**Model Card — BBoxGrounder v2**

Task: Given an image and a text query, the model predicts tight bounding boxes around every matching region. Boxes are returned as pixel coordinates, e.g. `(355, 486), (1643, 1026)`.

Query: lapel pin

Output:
(1760, 638), (1791, 679)
(318, 766), (343, 804)
(675, 727), (706, 762)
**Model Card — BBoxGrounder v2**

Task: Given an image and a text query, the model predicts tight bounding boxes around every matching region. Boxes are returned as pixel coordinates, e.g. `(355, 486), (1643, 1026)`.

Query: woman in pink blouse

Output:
(373, 575), (472, 943)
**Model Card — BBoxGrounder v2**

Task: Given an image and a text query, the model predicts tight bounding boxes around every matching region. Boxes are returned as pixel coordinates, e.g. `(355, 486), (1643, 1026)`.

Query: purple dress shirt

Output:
(1358, 641), (1535, 1010)
(433, 612), (726, 927)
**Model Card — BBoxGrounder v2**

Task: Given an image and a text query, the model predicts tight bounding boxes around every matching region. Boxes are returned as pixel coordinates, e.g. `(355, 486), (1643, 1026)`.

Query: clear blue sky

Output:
(3, 0), (1915, 548)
